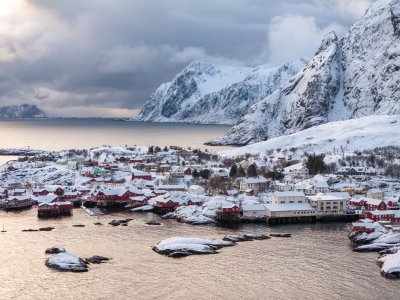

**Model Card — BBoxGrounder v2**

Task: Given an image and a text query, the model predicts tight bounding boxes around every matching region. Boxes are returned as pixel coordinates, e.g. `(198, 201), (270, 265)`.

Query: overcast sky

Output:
(0, 0), (374, 117)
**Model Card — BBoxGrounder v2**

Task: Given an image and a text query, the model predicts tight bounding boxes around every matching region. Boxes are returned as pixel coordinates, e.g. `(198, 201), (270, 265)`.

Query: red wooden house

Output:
(187, 199), (202, 206)
(364, 198), (387, 211)
(156, 197), (179, 208)
(132, 171), (152, 181)
(33, 189), (50, 196)
(350, 219), (376, 233)
(55, 187), (65, 196)
(365, 210), (394, 222)
(130, 196), (148, 205)
(221, 204), (240, 213)
(184, 167), (192, 175)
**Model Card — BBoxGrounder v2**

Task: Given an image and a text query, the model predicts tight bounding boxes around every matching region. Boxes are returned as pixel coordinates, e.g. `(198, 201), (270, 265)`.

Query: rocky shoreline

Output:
(349, 223), (400, 278)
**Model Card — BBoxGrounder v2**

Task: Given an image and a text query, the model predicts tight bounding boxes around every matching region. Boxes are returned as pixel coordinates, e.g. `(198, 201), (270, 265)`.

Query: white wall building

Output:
(365, 189), (384, 200)
(239, 177), (268, 195)
(272, 191), (306, 204)
(307, 193), (347, 215)
(265, 203), (315, 218)
(242, 204), (267, 218)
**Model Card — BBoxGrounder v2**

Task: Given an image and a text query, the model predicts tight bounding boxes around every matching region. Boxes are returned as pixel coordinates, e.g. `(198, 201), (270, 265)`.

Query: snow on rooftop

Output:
(265, 203), (314, 212)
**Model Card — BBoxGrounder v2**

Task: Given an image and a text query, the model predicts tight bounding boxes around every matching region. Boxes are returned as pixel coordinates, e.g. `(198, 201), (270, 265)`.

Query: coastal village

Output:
(1, 145), (400, 276)
(0, 145), (398, 226)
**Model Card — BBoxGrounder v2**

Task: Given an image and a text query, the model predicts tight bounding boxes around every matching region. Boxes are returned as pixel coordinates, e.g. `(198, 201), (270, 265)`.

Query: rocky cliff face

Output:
(0, 104), (46, 119)
(133, 59), (307, 125)
(210, 32), (342, 145)
(210, 0), (400, 145)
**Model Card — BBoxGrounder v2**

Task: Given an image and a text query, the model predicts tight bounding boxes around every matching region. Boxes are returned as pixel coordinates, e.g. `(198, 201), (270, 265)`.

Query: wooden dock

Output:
(81, 206), (104, 216)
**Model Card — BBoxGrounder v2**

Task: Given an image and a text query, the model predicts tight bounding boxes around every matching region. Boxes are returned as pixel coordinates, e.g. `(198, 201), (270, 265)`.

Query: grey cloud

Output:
(0, 0), (374, 117)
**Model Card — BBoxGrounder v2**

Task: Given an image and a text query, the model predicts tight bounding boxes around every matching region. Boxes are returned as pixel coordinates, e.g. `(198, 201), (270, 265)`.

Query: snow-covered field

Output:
(219, 115), (400, 158)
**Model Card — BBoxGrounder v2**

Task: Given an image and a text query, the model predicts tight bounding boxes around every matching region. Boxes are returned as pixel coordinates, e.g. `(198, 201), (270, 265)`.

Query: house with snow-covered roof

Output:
(365, 188), (384, 200)
(283, 164), (309, 179)
(242, 204), (267, 218)
(265, 203), (315, 218)
(272, 191), (305, 204)
(304, 181), (329, 195)
(307, 193), (347, 215)
(239, 177), (268, 196)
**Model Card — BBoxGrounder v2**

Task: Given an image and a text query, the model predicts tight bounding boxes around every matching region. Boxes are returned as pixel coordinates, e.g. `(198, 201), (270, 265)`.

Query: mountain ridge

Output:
(0, 104), (46, 119)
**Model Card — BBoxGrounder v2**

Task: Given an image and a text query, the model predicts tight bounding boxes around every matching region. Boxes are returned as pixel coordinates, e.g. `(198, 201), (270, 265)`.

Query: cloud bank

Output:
(0, 0), (373, 117)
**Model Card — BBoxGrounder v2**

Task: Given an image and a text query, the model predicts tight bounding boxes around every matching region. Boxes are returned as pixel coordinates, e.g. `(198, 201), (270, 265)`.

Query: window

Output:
(289, 201), (294, 203)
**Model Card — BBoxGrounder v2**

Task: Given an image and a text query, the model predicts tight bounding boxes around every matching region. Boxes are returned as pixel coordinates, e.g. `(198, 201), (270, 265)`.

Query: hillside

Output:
(218, 115), (400, 158)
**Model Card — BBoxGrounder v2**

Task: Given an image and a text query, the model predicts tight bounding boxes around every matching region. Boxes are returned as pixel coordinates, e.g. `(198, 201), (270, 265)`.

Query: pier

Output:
(81, 206), (104, 216)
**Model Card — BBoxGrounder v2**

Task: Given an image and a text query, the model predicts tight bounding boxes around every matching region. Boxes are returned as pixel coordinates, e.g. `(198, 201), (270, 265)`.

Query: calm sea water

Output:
(0, 209), (399, 300)
(0, 119), (233, 151)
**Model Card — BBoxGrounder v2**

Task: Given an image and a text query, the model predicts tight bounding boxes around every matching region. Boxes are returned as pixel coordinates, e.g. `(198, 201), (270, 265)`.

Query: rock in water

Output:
(378, 250), (400, 278)
(222, 234), (270, 242)
(39, 227), (55, 231)
(153, 237), (235, 257)
(45, 253), (88, 272)
(244, 234), (270, 240)
(270, 233), (291, 238)
(45, 246), (66, 254)
(85, 255), (110, 264)
(146, 221), (161, 225)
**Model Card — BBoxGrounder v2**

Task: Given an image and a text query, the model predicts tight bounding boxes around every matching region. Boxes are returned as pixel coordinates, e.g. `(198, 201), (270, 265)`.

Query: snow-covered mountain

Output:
(210, 0), (400, 145)
(132, 59), (307, 125)
(0, 104), (46, 119)
(219, 115), (400, 158)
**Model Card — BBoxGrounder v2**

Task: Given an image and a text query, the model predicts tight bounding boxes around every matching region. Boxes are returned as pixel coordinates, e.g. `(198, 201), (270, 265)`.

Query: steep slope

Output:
(133, 59), (307, 125)
(219, 115), (400, 158)
(212, 0), (400, 145)
(210, 32), (342, 145)
(0, 104), (46, 119)
(341, 0), (400, 117)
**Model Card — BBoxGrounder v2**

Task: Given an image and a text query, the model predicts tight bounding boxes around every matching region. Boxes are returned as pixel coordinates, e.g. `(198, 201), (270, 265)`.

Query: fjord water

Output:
(0, 119), (233, 151)
(0, 209), (399, 300)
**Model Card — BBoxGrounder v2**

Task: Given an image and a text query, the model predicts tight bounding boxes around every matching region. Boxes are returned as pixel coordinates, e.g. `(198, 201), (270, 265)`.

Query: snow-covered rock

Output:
(163, 206), (216, 225)
(132, 59), (307, 125)
(211, 0), (400, 145)
(378, 250), (400, 278)
(45, 253), (88, 272)
(353, 243), (399, 252)
(0, 104), (46, 119)
(152, 237), (234, 257)
(223, 234), (270, 242)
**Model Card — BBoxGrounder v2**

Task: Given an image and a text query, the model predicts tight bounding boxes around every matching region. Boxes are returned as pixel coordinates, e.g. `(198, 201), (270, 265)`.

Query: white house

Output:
(170, 166), (184, 178)
(242, 204), (267, 218)
(272, 191), (306, 204)
(188, 185), (205, 195)
(305, 181), (329, 195)
(366, 189), (384, 200)
(283, 164), (309, 178)
(307, 193), (347, 215)
(265, 203), (315, 218)
(239, 177), (268, 195)
(275, 181), (294, 192)
(67, 161), (78, 170)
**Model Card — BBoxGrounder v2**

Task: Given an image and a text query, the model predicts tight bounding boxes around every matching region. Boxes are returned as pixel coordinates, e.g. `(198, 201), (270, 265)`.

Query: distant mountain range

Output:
(133, 0), (400, 146)
(0, 104), (46, 119)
